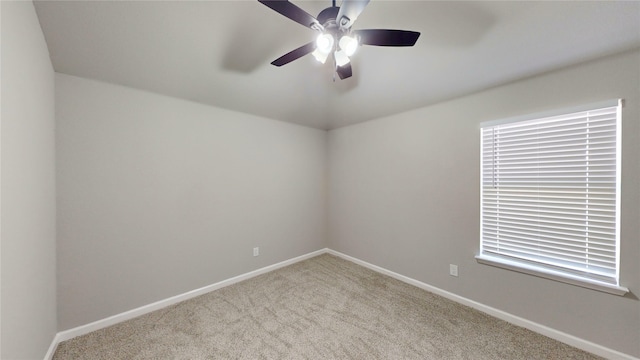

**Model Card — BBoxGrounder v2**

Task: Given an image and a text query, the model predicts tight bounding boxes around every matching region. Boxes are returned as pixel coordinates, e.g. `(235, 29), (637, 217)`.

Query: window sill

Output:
(475, 254), (629, 296)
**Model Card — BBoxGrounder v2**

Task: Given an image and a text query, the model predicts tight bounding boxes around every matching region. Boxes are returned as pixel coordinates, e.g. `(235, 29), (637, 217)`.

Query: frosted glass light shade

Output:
(334, 50), (350, 67)
(316, 33), (334, 54)
(339, 35), (358, 56)
(312, 49), (329, 64)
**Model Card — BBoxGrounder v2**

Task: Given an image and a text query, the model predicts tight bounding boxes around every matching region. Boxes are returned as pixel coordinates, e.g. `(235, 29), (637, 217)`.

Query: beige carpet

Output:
(54, 254), (601, 359)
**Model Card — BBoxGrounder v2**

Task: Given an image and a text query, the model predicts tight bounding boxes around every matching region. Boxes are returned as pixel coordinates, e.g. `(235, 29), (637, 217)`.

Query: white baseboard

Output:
(45, 248), (637, 360)
(326, 249), (638, 360)
(45, 248), (328, 360)
(44, 333), (60, 360)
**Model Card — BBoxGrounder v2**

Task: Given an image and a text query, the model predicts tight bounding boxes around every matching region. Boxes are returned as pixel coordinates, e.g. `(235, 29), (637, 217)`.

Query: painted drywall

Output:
(328, 50), (640, 357)
(1, 1), (58, 359)
(55, 74), (327, 330)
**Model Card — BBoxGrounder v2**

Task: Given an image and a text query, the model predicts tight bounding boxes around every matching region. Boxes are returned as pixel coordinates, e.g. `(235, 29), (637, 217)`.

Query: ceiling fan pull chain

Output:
(333, 55), (337, 82)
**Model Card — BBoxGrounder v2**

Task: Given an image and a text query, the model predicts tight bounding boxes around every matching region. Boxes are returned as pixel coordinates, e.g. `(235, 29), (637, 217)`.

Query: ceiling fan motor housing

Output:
(317, 6), (341, 33)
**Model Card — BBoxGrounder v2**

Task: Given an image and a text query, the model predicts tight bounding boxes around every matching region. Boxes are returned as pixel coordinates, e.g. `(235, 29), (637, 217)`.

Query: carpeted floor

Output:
(53, 254), (602, 359)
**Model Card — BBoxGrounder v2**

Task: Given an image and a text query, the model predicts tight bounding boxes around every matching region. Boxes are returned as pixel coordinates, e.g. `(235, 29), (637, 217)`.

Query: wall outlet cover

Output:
(449, 264), (458, 277)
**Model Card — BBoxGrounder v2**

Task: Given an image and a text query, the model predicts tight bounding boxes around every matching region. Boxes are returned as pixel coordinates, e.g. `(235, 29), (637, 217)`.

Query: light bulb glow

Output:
(339, 35), (358, 56)
(316, 33), (334, 54)
(334, 50), (350, 67)
(312, 49), (329, 64)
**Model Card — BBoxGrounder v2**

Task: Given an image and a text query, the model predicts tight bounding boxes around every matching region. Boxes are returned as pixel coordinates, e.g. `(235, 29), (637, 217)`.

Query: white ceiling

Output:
(34, 0), (640, 130)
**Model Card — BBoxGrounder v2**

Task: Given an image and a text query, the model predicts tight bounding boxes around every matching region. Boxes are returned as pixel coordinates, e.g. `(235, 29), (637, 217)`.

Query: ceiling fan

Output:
(258, 0), (420, 80)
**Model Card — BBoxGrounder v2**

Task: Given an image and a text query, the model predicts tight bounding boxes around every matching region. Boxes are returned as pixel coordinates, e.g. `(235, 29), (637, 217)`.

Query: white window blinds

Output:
(480, 100), (621, 285)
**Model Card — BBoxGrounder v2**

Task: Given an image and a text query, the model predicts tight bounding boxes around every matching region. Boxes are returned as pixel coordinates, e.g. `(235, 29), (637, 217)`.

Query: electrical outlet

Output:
(449, 264), (458, 277)
(253, 247), (259, 257)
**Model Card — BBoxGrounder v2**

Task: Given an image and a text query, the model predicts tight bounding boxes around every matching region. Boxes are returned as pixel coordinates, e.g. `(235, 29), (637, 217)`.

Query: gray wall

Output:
(1, 1), (58, 359)
(55, 74), (327, 330)
(328, 50), (640, 357)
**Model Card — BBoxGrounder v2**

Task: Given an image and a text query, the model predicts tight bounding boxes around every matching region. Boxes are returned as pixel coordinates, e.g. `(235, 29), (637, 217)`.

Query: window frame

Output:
(476, 99), (628, 296)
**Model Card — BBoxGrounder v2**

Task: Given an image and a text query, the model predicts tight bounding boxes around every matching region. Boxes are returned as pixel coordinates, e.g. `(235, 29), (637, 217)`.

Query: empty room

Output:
(2, 0), (639, 359)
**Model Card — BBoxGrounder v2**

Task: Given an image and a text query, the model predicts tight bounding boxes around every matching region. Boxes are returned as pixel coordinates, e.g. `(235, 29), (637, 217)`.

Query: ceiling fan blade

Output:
(271, 41), (316, 67)
(336, 0), (370, 29)
(258, 0), (321, 30)
(336, 63), (353, 80)
(354, 29), (421, 46)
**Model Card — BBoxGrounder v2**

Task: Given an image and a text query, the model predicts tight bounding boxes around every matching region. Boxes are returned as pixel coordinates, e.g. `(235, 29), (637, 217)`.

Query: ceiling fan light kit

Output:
(258, 0), (420, 80)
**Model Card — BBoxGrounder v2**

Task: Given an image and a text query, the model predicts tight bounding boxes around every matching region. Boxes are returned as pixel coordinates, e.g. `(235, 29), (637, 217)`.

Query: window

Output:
(477, 100), (627, 295)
